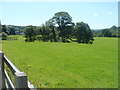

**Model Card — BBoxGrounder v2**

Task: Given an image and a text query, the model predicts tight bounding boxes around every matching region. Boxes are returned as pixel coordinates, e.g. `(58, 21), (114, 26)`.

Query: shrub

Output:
(0, 32), (8, 40)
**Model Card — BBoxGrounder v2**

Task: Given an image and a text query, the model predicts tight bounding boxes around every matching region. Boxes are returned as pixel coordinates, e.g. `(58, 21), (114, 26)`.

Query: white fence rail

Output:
(0, 51), (36, 90)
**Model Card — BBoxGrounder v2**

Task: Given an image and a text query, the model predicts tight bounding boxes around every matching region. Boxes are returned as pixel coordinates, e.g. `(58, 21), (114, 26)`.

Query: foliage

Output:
(51, 11), (74, 42)
(24, 11), (94, 44)
(75, 22), (94, 44)
(25, 25), (36, 42)
(110, 26), (118, 37)
(0, 32), (8, 40)
(118, 27), (120, 38)
(2, 25), (9, 34)
(40, 24), (51, 42)
(9, 27), (16, 35)
(92, 25), (119, 37)
(102, 29), (112, 37)
(45, 19), (58, 42)
(1, 25), (25, 35)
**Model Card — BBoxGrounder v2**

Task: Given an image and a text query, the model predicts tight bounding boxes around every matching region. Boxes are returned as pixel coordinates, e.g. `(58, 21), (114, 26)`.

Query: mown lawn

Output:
(1, 36), (118, 88)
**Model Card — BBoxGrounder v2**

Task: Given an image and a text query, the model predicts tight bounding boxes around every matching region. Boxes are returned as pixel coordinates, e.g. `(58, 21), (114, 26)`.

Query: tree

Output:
(35, 27), (41, 35)
(45, 19), (57, 42)
(40, 24), (51, 42)
(75, 22), (94, 44)
(2, 25), (9, 34)
(9, 27), (15, 35)
(0, 32), (8, 40)
(51, 11), (74, 42)
(0, 21), (2, 33)
(118, 27), (120, 38)
(109, 25), (118, 37)
(25, 25), (36, 42)
(102, 29), (112, 37)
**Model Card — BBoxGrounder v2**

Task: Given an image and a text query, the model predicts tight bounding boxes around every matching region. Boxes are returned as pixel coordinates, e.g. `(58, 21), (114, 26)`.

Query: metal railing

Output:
(0, 51), (35, 90)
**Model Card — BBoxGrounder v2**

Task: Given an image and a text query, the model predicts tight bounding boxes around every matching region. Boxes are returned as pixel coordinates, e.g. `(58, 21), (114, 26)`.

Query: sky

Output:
(0, 1), (118, 29)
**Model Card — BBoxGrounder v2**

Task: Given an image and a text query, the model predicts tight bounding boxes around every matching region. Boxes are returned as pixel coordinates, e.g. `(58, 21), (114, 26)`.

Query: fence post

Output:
(0, 51), (6, 89)
(15, 72), (28, 89)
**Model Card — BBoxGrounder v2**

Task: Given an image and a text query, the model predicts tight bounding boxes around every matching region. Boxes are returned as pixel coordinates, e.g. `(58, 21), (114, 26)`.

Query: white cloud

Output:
(93, 13), (99, 16)
(108, 12), (113, 15)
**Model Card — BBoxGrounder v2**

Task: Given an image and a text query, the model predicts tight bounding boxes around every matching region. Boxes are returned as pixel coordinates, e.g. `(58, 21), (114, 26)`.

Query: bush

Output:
(0, 32), (8, 40)
(25, 36), (35, 42)
(25, 25), (36, 42)
(35, 35), (42, 41)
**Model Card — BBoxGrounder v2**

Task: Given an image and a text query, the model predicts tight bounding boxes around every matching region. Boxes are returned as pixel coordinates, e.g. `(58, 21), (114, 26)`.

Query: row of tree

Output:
(25, 11), (94, 44)
(1, 25), (25, 35)
(0, 24), (25, 40)
(92, 26), (120, 37)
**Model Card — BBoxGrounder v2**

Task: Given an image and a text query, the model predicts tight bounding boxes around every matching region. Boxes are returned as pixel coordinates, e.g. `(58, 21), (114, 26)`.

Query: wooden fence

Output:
(0, 51), (36, 90)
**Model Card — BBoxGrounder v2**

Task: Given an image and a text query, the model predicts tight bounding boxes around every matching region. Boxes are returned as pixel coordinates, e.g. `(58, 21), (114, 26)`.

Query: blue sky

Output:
(0, 2), (118, 29)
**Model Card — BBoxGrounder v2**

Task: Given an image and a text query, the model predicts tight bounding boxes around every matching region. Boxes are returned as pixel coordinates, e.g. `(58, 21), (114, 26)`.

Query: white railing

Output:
(0, 51), (36, 90)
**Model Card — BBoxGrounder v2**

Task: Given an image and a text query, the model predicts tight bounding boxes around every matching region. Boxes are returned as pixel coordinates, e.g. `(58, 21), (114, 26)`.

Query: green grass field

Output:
(1, 36), (118, 88)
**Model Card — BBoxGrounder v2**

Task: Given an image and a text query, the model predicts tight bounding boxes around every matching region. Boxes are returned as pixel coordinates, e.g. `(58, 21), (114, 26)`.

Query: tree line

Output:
(0, 25), (25, 35)
(92, 26), (120, 37)
(1, 11), (119, 43)
(0, 24), (25, 40)
(24, 11), (94, 44)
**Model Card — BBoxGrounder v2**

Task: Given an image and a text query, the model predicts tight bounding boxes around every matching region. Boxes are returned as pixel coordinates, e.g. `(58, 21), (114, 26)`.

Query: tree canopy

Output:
(0, 32), (8, 40)
(51, 11), (74, 42)
(25, 25), (36, 42)
(75, 22), (94, 43)
(23, 11), (94, 44)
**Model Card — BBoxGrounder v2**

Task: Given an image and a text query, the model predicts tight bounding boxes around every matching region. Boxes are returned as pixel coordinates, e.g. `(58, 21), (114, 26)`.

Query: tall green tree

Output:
(0, 21), (2, 33)
(40, 24), (51, 42)
(0, 32), (8, 40)
(9, 27), (15, 35)
(25, 25), (36, 42)
(45, 19), (57, 42)
(102, 29), (112, 37)
(52, 11), (74, 42)
(75, 22), (94, 44)
(2, 25), (9, 34)
(118, 27), (120, 38)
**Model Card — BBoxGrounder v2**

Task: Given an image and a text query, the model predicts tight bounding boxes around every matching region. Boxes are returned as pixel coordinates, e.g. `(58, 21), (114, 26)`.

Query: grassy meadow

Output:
(1, 35), (118, 88)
